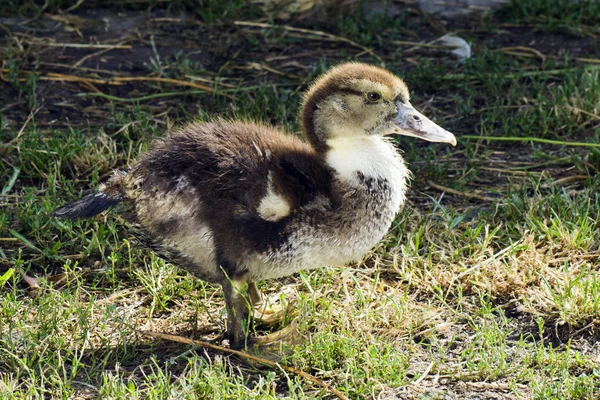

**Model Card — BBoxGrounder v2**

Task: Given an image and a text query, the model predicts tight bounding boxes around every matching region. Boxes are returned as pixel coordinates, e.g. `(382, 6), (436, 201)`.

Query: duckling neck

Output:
(324, 136), (410, 193)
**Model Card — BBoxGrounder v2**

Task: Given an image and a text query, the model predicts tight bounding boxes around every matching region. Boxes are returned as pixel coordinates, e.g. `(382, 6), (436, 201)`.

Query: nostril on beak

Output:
(412, 115), (421, 121)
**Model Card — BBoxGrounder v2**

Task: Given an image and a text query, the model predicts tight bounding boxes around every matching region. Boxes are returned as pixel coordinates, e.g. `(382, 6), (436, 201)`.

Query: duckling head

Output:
(301, 62), (456, 151)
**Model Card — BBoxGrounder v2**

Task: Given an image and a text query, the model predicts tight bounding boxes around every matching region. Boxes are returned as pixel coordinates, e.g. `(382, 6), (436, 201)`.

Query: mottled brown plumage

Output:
(53, 62), (456, 349)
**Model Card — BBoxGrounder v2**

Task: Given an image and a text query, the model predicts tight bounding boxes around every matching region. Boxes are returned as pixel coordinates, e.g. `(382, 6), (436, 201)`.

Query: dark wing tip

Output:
(51, 192), (122, 219)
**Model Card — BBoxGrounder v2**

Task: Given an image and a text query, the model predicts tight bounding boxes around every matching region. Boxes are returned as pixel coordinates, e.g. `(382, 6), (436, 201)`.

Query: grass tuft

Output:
(1, 0), (599, 398)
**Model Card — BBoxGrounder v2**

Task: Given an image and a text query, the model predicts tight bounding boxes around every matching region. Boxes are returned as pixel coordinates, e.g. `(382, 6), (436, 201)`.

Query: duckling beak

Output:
(390, 102), (457, 146)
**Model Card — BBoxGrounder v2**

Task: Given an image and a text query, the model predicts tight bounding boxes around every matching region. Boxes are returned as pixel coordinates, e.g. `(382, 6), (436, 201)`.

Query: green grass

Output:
(1, 0), (600, 398)
(497, 0), (600, 32)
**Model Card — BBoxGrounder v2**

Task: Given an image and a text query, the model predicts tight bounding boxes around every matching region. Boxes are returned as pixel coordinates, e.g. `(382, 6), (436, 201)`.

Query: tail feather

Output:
(52, 192), (123, 219)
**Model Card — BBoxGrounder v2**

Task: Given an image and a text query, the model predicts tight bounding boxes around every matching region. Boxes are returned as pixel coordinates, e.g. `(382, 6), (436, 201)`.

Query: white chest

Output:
(248, 136), (410, 280)
(325, 136), (410, 203)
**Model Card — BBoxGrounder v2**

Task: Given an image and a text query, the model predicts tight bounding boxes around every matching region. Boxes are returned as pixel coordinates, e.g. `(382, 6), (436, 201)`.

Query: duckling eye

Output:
(366, 92), (382, 102)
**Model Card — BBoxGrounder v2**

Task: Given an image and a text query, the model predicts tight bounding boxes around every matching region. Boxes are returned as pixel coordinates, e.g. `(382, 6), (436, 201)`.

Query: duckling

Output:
(53, 62), (456, 349)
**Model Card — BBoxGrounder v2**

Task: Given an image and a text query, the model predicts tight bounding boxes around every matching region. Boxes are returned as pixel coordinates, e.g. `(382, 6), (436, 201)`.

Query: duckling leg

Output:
(222, 278), (252, 350)
(248, 281), (262, 306)
(223, 278), (301, 349)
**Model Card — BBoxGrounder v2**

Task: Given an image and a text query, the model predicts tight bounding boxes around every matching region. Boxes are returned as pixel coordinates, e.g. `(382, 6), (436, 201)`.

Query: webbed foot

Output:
(251, 318), (303, 347)
(249, 282), (296, 325)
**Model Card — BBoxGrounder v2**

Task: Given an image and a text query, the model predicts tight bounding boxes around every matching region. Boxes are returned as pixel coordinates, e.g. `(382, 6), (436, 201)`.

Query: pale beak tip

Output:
(449, 135), (457, 147)
(441, 131), (457, 146)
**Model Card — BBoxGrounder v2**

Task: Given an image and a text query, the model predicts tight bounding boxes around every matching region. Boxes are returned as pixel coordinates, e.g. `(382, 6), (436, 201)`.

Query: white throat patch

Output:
(325, 136), (411, 189)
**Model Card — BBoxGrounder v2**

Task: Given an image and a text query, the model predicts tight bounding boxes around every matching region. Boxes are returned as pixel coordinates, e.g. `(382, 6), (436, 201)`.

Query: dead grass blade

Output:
(496, 46), (547, 61)
(391, 40), (450, 50)
(112, 76), (214, 91)
(111, 76), (233, 98)
(234, 21), (383, 64)
(60, 0), (85, 13)
(78, 90), (218, 103)
(72, 41), (130, 68)
(550, 175), (589, 186)
(33, 42), (132, 49)
(496, 46), (600, 65)
(38, 62), (124, 76)
(411, 361), (434, 386)
(478, 167), (542, 176)
(576, 57), (600, 64)
(4, 107), (38, 150)
(460, 135), (600, 148)
(427, 181), (497, 202)
(4, 70), (232, 98)
(42, 72), (123, 85)
(138, 330), (349, 400)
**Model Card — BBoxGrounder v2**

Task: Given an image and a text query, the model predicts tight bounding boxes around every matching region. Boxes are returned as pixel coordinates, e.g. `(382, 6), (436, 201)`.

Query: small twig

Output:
(234, 21), (383, 64)
(138, 330), (349, 400)
(460, 135), (600, 148)
(427, 181), (496, 202)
